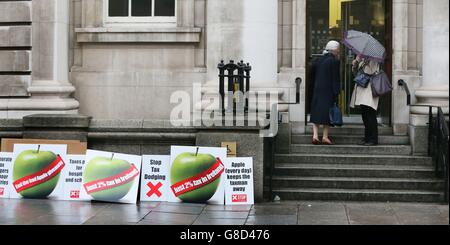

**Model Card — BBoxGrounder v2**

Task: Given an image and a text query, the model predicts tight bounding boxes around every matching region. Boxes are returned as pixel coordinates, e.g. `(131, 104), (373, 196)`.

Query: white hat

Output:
(325, 40), (340, 51)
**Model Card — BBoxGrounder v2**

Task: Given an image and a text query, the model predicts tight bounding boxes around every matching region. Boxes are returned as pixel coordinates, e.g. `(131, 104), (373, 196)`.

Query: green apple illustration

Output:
(83, 155), (135, 201)
(170, 148), (221, 203)
(13, 146), (60, 198)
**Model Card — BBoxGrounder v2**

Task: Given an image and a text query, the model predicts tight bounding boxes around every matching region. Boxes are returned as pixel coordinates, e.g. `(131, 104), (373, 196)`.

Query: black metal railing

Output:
(430, 107), (449, 202)
(398, 80), (449, 202)
(218, 60), (252, 114)
(266, 77), (302, 201)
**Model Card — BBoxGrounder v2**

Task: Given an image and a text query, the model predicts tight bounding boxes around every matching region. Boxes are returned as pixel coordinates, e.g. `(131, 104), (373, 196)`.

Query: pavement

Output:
(0, 199), (448, 225)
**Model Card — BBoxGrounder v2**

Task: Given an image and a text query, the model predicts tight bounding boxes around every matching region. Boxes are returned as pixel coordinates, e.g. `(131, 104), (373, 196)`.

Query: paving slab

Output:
(204, 205), (253, 212)
(26, 215), (91, 225)
(151, 203), (205, 215)
(0, 216), (33, 225)
(160, 202), (206, 208)
(394, 212), (449, 225)
(345, 203), (400, 225)
(138, 202), (162, 209)
(199, 211), (249, 219)
(250, 205), (298, 215)
(437, 205), (449, 220)
(0, 199), (447, 225)
(298, 202), (349, 225)
(141, 212), (198, 225)
(82, 217), (138, 225)
(390, 203), (448, 225)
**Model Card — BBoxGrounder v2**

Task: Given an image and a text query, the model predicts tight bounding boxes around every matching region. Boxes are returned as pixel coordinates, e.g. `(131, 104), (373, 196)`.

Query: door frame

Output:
(305, 0), (393, 126)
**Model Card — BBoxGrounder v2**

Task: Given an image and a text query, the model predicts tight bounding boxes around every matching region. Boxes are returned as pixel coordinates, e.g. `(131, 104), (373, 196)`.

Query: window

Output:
(106, 0), (176, 23)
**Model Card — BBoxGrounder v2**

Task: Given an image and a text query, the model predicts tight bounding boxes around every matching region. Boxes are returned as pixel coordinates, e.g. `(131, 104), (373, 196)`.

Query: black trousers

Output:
(361, 105), (378, 144)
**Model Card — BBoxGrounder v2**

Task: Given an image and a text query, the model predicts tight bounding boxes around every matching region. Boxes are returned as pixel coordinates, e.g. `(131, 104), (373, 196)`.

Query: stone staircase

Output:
(272, 125), (446, 202)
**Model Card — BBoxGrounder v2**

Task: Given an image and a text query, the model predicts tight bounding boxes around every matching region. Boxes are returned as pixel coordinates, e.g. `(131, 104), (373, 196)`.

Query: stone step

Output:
(195, 99), (289, 112)
(274, 154), (432, 166)
(292, 135), (410, 145)
(272, 188), (444, 202)
(273, 164), (436, 178)
(290, 144), (412, 155)
(271, 176), (445, 190)
(305, 125), (393, 135)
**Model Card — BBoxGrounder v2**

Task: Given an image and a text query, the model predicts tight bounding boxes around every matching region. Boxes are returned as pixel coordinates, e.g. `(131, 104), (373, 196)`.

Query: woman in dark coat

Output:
(310, 40), (341, 145)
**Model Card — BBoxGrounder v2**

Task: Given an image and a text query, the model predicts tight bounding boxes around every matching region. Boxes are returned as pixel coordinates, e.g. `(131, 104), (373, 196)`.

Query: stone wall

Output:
(70, 0), (207, 120)
(70, 0), (301, 121)
(277, 0), (306, 134)
(391, 0), (424, 135)
(0, 1), (32, 98)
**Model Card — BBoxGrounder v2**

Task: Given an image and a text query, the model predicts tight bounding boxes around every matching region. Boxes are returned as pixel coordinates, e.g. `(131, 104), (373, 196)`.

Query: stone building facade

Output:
(0, 0), (449, 201)
(0, 0), (448, 138)
(1, 0), (448, 127)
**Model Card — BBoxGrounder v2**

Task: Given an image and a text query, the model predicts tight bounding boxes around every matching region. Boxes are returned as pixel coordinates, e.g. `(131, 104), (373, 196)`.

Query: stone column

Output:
(199, 0), (280, 113)
(413, 0), (449, 113)
(206, 0), (278, 86)
(7, 0), (79, 118)
(409, 0), (449, 155)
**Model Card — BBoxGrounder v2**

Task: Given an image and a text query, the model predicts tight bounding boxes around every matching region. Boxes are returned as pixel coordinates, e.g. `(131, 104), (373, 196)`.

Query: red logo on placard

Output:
(232, 194), (247, 203)
(147, 182), (163, 198)
(0, 187), (4, 197)
(70, 190), (80, 199)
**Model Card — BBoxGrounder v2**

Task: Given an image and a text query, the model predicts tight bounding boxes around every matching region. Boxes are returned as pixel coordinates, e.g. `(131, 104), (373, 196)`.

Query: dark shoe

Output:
(312, 138), (322, 145)
(358, 140), (367, 146)
(364, 142), (378, 146)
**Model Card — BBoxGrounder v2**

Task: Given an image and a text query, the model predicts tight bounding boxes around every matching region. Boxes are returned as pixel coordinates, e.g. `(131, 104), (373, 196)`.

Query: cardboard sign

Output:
(0, 153), (13, 199)
(140, 155), (171, 202)
(224, 157), (254, 205)
(9, 144), (68, 200)
(80, 150), (142, 204)
(1, 138), (86, 155)
(168, 146), (227, 205)
(61, 155), (87, 201)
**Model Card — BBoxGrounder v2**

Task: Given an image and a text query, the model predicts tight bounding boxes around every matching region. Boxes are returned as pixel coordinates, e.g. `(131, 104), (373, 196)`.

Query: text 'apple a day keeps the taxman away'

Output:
(226, 162), (252, 192)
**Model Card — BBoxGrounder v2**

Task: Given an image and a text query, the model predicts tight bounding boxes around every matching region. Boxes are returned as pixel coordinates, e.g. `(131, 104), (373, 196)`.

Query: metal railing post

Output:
(398, 80), (449, 203)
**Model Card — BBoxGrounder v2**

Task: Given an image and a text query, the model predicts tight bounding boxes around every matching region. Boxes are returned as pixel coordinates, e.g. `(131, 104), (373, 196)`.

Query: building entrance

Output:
(306, 0), (392, 124)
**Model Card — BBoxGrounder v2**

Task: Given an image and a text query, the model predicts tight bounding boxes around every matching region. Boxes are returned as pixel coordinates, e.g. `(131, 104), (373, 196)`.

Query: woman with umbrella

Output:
(344, 30), (386, 146)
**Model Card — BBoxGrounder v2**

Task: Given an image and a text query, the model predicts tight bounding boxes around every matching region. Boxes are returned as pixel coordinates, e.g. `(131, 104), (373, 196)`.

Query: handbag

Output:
(353, 60), (371, 88)
(354, 71), (371, 88)
(370, 70), (393, 97)
(329, 103), (343, 127)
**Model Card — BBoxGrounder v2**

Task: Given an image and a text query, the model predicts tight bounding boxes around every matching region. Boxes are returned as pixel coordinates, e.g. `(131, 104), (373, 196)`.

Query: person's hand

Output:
(352, 59), (359, 67)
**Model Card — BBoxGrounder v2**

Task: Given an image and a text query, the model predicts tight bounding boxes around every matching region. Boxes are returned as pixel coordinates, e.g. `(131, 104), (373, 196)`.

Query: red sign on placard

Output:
(0, 187), (4, 197)
(232, 194), (247, 203)
(83, 164), (139, 195)
(13, 155), (65, 193)
(147, 182), (163, 197)
(70, 190), (80, 199)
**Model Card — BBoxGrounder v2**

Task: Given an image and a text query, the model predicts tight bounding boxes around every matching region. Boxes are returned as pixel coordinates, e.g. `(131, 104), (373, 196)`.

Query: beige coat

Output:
(350, 59), (380, 110)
